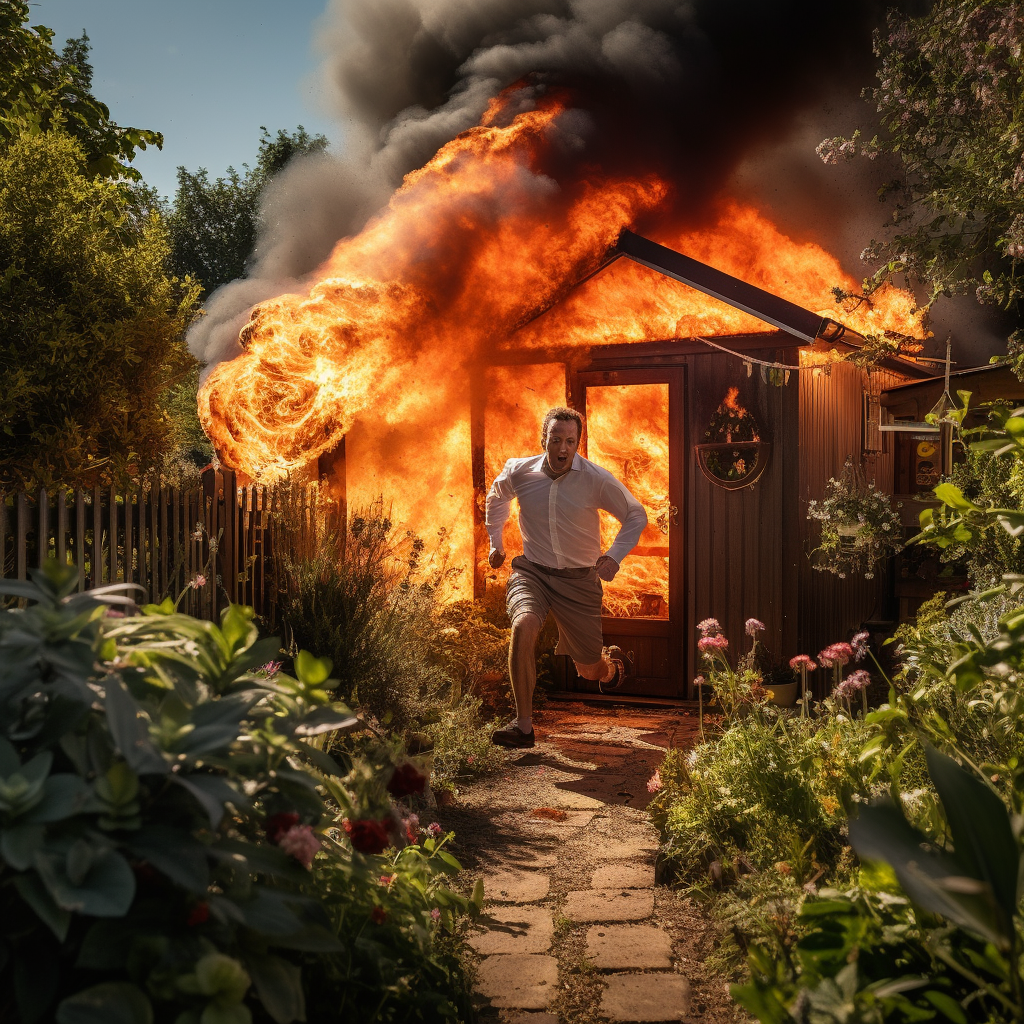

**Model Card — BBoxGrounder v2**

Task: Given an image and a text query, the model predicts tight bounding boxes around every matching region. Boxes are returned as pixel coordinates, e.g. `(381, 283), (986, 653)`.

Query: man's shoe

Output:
(599, 645), (632, 692)
(491, 723), (536, 748)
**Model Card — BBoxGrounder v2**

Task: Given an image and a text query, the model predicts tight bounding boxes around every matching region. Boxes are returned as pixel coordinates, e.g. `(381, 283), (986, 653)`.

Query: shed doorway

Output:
(573, 367), (686, 698)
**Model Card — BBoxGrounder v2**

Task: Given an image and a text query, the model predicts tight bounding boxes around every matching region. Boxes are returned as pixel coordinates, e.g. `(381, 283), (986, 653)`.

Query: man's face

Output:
(544, 418), (579, 474)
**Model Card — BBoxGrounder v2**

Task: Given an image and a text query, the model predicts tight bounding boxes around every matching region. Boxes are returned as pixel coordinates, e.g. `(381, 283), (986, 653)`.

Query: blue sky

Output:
(30, 0), (340, 199)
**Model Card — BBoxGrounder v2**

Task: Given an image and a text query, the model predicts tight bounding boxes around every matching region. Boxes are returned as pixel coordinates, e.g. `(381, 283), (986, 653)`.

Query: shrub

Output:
(0, 562), (478, 1024)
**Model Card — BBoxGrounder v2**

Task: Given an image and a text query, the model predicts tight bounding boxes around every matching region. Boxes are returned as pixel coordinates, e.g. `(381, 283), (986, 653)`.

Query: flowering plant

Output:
(806, 458), (903, 579)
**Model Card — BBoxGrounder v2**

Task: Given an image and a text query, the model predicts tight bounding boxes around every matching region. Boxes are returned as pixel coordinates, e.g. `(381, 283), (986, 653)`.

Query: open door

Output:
(574, 367), (685, 697)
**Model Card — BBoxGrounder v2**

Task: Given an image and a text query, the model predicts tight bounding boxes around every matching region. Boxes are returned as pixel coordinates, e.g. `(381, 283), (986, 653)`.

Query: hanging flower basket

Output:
(806, 457), (903, 579)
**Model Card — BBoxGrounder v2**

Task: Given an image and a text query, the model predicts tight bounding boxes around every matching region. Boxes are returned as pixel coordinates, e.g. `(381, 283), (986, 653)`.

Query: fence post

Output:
(16, 492), (28, 580)
(75, 489), (85, 590)
(37, 488), (49, 569)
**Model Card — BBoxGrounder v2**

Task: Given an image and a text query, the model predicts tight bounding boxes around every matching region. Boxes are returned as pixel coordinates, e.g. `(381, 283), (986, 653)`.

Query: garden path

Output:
(436, 701), (746, 1024)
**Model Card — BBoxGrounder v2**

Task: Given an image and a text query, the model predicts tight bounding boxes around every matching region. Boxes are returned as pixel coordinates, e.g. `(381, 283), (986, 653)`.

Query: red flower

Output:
(345, 818), (391, 855)
(265, 811), (300, 844)
(371, 905), (387, 924)
(186, 901), (210, 926)
(387, 763), (427, 798)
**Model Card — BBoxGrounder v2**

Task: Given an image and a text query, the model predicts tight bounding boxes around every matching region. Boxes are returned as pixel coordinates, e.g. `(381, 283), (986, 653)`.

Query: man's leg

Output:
(509, 612), (542, 730)
(491, 611), (542, 748)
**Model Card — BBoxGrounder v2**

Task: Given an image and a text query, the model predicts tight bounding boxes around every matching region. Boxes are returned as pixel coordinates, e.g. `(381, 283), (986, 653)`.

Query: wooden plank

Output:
(93, 486), (103, 587)
(56, 490), (68, 565)
(16, 492), (28, 579)
(171, 486), (180, 598)
(75, 489), (86, 591)
(156, 479), (164, 598)
(0, 492), (7, 578)
(124, 487), (134, 586)
(37, 487), (49, 568)
(225, 470), (238, 604)
(109, 486), (118, 583)
(137, 484), (148, 602)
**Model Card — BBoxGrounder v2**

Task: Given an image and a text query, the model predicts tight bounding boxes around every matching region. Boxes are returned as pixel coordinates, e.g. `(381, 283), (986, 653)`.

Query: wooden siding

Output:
(686, 348), (800, 693)
(798, 362), (901, 689)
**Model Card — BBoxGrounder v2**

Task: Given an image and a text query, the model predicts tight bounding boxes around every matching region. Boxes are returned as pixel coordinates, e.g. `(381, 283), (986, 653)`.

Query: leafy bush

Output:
(0, 562), (478, 1024)
(280, 504), (455, 727)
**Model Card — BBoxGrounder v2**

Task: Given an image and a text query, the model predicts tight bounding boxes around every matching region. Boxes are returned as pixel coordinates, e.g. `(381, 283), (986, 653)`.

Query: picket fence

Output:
(0, 471), (343, 625)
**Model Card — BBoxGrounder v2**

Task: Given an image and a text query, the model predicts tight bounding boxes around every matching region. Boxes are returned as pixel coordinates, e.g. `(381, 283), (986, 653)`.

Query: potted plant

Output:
(806, 457), (903, 579)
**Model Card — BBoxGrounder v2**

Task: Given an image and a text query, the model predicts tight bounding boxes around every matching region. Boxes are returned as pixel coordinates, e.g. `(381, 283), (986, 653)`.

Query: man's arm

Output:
(485, 460), (517, 565)
(597, 476), (648, 567)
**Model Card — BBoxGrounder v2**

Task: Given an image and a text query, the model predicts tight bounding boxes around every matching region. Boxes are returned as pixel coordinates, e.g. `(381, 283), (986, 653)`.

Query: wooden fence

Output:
(0, 471), (343, 625)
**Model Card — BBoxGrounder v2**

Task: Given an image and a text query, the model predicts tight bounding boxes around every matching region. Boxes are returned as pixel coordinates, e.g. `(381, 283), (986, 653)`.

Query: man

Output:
(485, 406), (648, 749)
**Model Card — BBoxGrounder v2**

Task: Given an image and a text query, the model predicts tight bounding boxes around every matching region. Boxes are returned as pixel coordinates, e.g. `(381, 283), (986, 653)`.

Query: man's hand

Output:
(489, 548), (506, 569)
(595, 555), (619, 581)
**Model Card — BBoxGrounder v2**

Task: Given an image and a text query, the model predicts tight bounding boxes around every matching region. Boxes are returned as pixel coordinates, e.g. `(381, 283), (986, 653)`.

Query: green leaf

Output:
(171, 774), (245, 828)
(933, 483), (981, 511)
(35, 846), (136, 917)
(103, 677), (167, 775)
(219, 604), (257, 657)
(245, 953), (306, 1023)
(849, 802), (1010, 947)
(1, 822), (45, 869)
(56, 982), (154, 1024)
(13, 872), (71, 940)
(292, 706), (361, 738)
(294, 651), (332, 686)
(23, 774), (91, 822)
(922, 990), (968, 1024)
(924, 747), (1020, 925)
(125, 825), (210, 892)
(0, 736), (20, 775)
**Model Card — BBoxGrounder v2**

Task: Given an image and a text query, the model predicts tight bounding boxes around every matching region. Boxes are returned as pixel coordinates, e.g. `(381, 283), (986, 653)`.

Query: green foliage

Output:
(167, 127), (328, 296)
(0, 125), (201, 488)
(0, 3), (161, 179)
(649, 714), (870, 887)
(806, 459), (903, 580)
(0, 561), (477, 1024)
(817, 1), (1024, 359)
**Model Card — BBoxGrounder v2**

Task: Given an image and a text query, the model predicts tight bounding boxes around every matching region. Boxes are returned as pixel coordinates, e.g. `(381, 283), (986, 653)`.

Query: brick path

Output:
(439, 701), (720, 1024)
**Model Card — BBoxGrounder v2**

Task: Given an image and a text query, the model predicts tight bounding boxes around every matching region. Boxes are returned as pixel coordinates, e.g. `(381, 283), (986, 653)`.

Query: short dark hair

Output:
(541, 406), (584, 447)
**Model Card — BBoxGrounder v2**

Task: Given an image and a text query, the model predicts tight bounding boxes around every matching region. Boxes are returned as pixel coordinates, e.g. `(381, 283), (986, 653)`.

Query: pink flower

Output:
(430, 907), (441, 921)
(698, 634), (729, 655)
(466, 755), (475, 764)
(259, 660), (283, 677)
(426, 822), (443, 839)
(819, 643), (853, 668)
(697, 617), (722, 636)
(745, 618), (766, 637)
(647, 769), (663, 793)
(835, 669), (872, 700)
(789, 654), (817, 672)
(379, 873), (398, 887)
(191, 574), (207, 589)
(851, 632), (870, 661)
(277, 824), (321, 869)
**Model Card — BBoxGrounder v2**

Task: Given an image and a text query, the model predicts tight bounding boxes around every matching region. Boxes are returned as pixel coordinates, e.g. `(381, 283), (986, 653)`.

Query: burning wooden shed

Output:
(452, 230), (934, 700)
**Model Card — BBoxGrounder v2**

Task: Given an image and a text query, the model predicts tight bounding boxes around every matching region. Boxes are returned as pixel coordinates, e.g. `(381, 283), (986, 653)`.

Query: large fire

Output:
(198, 89), (927, 608)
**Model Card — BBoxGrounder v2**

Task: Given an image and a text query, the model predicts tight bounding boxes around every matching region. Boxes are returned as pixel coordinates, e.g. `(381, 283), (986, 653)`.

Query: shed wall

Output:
(686, 349), (800, 692)
(798, 362), (901, 687)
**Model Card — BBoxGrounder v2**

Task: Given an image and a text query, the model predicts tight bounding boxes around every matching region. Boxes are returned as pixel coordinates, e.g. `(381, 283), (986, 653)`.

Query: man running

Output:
(485, 406), (648, 748)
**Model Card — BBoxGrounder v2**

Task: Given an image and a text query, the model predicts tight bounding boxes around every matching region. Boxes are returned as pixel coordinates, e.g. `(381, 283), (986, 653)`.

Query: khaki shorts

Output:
(506, 555), (604, 665)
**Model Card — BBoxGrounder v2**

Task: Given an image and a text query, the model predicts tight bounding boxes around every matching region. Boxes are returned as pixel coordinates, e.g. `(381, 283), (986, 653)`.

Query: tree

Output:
(0, 126), (201, 488)
(167, 126), (328, 295)
(818, 1), (1024, 369)
(0, 0), (161, 179)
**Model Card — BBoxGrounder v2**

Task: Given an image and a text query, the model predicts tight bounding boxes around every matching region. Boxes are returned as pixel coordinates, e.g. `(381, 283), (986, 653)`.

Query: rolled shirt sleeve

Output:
(485, 459), (516, 553)
(598, 477), (648, 565)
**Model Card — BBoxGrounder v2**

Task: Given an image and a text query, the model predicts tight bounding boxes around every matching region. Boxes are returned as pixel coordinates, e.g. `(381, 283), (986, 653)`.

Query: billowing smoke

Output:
(189, 0), (889, 372)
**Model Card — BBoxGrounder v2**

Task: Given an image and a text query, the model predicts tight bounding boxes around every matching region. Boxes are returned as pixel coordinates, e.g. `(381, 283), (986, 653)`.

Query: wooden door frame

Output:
(569, 364), (687, 697)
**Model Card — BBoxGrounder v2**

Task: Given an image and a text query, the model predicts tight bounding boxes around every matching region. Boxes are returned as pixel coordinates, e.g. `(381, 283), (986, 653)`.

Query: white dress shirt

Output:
(486, 453), (648, 569)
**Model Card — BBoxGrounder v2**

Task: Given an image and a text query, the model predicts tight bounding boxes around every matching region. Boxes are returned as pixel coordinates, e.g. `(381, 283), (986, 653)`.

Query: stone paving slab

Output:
(592, 840), (658, 862)
(563, 888), (655, 922)
(483, 869), (551, 903)
(601, 973), (691, 1021)
(591, 861), (656, 889)
(586, 924), (673, 969)
(508, 1014), (559, 1024)
(475, 954), (559, 1009)
(469, 905), (554, 955)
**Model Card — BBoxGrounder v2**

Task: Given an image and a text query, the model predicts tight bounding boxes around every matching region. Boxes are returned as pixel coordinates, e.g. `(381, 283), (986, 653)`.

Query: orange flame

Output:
(197, 93), (929, 605)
